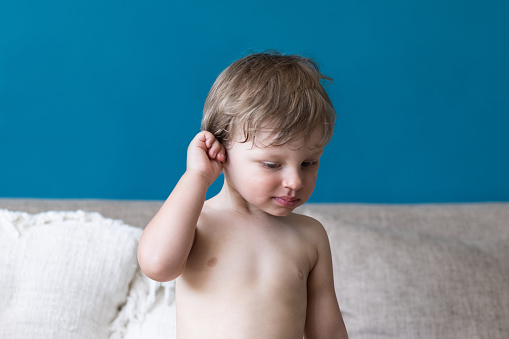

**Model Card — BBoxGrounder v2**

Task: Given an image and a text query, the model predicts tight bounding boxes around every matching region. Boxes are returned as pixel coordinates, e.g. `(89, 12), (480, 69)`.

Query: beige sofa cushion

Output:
(0, 210), (142, 339)
(299, 204), (509, 339)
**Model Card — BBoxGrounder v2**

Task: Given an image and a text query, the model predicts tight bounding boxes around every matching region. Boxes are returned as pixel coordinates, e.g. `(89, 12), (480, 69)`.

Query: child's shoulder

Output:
(290, 212), (329, 239)
(289, 212), (332, 269)
(290, 210), (323, 226)
(197, 202), (224, 226)
(290, 211), (321, 224)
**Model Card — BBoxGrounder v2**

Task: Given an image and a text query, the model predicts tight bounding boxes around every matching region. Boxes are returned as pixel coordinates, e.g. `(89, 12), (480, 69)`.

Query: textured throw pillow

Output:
(0, 210), (142, 339)
(320, 217), (509, 339)
(109, 269), (176, 339)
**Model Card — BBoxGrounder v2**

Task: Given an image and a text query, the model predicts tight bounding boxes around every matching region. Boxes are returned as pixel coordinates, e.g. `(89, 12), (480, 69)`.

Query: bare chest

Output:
(175, 216), (315, 338)
(181, 220), (313, 293)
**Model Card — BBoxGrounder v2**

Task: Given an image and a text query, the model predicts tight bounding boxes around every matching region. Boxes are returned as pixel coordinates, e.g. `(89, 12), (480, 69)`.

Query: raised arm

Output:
(137, 131), (226, 282)
(304, 221), (349, 339)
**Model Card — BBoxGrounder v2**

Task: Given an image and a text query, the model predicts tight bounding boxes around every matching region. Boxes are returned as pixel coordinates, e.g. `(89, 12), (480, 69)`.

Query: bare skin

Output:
(138, 130), (348, 339)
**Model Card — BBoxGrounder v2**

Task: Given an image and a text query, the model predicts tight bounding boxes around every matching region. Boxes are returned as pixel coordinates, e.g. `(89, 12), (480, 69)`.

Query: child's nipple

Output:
(207, 257), (218, 267)
(298, 270), (304, 280)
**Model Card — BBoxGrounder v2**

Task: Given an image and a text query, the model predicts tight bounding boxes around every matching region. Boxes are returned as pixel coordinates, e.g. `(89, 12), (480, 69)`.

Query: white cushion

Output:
(109, 269), (176, 339)
(0, 209), (142, 339)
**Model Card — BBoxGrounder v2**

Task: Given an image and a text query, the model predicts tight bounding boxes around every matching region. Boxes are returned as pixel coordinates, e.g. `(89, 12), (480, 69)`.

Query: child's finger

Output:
(203, 131), (215, 148)
(216, 151), (226, 162)
(208, 138), (224, 160)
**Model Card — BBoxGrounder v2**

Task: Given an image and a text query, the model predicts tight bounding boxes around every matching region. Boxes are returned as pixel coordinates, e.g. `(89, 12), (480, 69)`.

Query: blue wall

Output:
(1, 0), (508, 203)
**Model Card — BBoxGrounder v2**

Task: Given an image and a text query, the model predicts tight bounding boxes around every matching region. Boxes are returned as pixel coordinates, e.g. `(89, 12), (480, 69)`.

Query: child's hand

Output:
(186, 131), (227, 186)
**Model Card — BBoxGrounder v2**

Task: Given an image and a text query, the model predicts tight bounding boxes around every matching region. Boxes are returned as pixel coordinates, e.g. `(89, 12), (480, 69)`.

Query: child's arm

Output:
(304, 221), (349, 339)
(137, 131), (226, 282)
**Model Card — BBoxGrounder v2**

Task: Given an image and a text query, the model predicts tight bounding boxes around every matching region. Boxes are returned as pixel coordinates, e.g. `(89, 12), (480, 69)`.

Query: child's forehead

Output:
(256, 127), (324, 148)
(234, 129), (324, 154)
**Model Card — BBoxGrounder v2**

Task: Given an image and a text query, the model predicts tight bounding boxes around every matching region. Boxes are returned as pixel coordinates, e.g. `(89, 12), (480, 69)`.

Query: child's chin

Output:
(266, 205), (299, 217)
(266, 211), (290, 217)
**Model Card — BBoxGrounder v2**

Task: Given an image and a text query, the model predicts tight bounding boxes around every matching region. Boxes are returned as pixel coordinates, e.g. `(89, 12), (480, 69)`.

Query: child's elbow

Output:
(137, 247), (184, 282)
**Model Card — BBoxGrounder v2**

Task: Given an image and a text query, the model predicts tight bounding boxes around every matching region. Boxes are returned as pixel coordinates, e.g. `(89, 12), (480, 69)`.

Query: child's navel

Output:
(207, 257), (218, 267)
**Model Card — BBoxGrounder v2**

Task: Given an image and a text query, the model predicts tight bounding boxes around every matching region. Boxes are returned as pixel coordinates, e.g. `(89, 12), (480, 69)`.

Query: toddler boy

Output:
(138, 51), (349, 339)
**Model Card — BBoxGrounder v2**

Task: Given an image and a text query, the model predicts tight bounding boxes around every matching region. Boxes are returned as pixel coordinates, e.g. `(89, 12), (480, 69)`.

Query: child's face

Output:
(223, 128), (324, 216)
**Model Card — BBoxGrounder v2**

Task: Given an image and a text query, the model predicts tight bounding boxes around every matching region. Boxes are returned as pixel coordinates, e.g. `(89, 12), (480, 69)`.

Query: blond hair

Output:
(201, 51), (336, 147)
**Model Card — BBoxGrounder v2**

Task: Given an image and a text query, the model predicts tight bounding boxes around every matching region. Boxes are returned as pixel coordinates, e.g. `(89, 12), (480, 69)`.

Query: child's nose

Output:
(282, 169), (304, 190)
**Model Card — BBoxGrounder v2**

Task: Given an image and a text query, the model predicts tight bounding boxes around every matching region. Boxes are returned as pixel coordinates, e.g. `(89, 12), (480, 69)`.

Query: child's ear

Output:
(222, 148), (228, 163)
(222, 140), (232, 152)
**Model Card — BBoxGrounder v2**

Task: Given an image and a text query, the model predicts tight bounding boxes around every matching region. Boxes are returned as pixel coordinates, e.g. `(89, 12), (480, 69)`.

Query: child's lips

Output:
(273, 196), (300, 207)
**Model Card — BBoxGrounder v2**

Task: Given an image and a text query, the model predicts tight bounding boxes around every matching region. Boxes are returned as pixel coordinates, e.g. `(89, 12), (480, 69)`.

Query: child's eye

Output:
(262, 162), (281, 169)
(301, 161), (318, 168)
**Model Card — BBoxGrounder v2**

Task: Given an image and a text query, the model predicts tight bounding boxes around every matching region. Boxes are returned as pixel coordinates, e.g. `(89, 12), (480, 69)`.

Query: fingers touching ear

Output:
(205, 133), (226, 163)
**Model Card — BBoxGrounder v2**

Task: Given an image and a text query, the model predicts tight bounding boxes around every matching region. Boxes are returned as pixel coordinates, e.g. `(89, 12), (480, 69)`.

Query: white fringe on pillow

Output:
(109, 269), (175, 339)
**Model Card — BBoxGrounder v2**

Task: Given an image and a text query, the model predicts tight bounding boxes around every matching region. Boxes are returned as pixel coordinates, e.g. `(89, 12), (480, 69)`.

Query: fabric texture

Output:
(109, 269), (176, 339)
(298, 204), (509, 339)
(0, 209), (142, 339)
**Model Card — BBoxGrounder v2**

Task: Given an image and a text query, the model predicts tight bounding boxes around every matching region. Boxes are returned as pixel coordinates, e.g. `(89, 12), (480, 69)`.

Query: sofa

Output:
(1, 198), (508, 339)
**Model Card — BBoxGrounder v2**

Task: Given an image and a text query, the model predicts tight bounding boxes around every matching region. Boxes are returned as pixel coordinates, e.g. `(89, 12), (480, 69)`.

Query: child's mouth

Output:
(273, 196), (300, 208)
